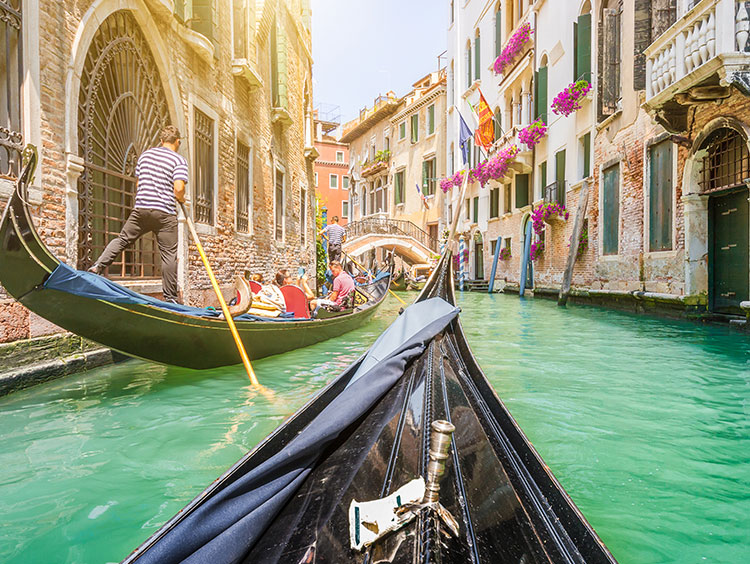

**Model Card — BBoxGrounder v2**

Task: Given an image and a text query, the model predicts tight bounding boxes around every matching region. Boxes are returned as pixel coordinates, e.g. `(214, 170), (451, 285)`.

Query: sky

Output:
(311, 0), (448, 125)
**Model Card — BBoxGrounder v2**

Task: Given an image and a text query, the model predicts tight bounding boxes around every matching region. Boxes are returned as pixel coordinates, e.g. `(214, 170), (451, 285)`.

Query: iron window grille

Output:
(700, 128), (750, 194)
(194, 108), (214, 224)
(0, 0), (23, 180)
(236, 141), (250, 232)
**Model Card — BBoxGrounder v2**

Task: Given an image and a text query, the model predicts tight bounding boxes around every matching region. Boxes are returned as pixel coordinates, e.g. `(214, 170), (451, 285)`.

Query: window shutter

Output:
(466, 45), (472, 88)
(233, 0), (247, 59)
(603, 165), (620, 255)
(276, 20), (288, 109)
(602, 8), (620, 115)
(649, 141), (673, 251)
(536, 66), (548, 122)
(473, 196), (479, 223)
(495, 9), (502, 56)
(555, 149), (566, 207)
(576, 13), (592, 82)
(475, 34), (481, 81)
(175, 0), (185, 22)
(191, 0), (214, 41)
(583, 133), (591, 177)
(422, 160), (429, 194)
(494, 107), (502, 141)
(515, 174), (529, 208)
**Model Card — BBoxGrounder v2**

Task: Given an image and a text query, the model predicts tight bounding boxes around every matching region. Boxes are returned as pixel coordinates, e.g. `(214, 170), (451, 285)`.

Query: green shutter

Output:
(475, 35), (481, 80)
(276, 21), (288, 109)
(490, 188), (499, 218)
(428, 105), (435, 134)
(515, 174), (529, 208)
(583, 133), (591, 178)
(422, 161), (429, 195)
(494, 107), (502, 141)
(576, 13), (592, 82)
(467, 44), (472, 88)
(495, 9), (502, 56)
(555, 149), (566, 207)
(192, 0), (213, 41)
(603, 164), (620, 255)
(473, 196), (479, 223)
(540, 161), (547, 193)
(536, 66), (548, 122)
(649, 141), (673, 251)
(175, 0), (185, 21)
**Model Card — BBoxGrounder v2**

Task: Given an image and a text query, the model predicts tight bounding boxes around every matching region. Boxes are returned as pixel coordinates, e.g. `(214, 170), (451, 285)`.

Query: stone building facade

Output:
(0, 0), (316, 345)
(313, 112), (350, 225)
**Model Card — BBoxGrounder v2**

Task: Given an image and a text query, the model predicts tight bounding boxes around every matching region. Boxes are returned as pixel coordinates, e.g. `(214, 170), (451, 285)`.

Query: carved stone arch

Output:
(77, 10), (171, 275)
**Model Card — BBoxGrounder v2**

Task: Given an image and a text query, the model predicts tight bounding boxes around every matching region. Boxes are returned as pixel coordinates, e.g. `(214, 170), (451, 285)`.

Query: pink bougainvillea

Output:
(518, 119), (547, 149)
(493, 23), (533, 75)
(440, 170), (465, 193)
(499, 247), (512, 261)
(529, 240), (545, 262)
(551, 80), (592, 117)
(469, 145), (519, 187)
(529, 202), (568, 262)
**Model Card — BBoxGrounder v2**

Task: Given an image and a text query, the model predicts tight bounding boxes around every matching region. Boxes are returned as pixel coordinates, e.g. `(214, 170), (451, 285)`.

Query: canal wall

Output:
(0, 333), (117, 397)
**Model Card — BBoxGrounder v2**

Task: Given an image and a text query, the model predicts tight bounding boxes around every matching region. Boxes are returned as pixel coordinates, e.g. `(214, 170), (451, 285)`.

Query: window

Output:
(336, 151), (344, 162)
(0, 0), (23, 179)
(329, 174), (338, 189)
(232, 0), (248, 59)
(385, 135), (390, 153)
(649, 140), (673, 251)
(411, 114), (419, 143)
(399, 121), (406, 139)
(602, 163), (619, 255)
(466, 41), (472, 88)
(422, 158), (436, 195)
(184, 0), (214, 41)
(394, 170), (405, 205)
(270, 17), (288, 109)
(473, 196), (479, 223)
(515, 174), (530, 209)
(274, 167), (285, 241)
(600, 3), (622, 119)
(490, 187), (500, 218)
(314, 171), (318, 186)
(534, 63), (548, 123)
(580, 133), (591, 178)
(342, 176), (350, 190)
(504, 184), (511, 214)
(194, 108), (215, 224)
(474, 31), (481, 81)
(504, 237), (511, 251)
(236, 141), (251, 233)
(449, 143), (455, 175)
(465, 198), (471, 219)
(301, 187), (307, 243)
(427, 105), (435, 135)
(539, 161), (547, 199)
(494, 107), (502, 142)
(495, 4), (502, 57)
(574, 12), (592, 82)
(555, 149), (566, 207)
(342, 200), (349, 219)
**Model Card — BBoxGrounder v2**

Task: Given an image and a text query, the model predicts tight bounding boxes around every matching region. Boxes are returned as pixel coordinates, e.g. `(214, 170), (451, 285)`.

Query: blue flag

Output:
(458, 111), (473, 165)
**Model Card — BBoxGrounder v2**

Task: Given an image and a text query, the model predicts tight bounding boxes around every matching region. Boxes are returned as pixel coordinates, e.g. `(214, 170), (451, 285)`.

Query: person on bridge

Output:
(319, 215), (345, 262)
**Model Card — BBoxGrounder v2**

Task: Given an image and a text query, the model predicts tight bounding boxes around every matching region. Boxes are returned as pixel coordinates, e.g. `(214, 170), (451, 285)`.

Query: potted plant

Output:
(551, 80), (592, 117)
(518, 119), (547, 149)
(499, 247), (512, 261)
(493, 23), (533, 76)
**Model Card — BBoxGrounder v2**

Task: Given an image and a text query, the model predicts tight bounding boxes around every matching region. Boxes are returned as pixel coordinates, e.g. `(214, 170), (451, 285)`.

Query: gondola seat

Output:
(280, 285), (311, 318)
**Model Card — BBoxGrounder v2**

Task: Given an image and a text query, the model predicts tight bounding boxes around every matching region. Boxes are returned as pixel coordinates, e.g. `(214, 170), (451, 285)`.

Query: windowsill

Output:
(644, 249), (679, 259)
(488, 216), (501, 223)
(502, 212), (512, 217)
(425, 132), (436, 140)
(569, 177), (592, 192)
(517, 204), (532, 213)
(272, 107), (293, 126)
(599, 253), (621, 261)
(182, 26), (215, 65)
(231, 59), (263, 89)
(461, 80), (481, 99)
(596, 109), (622, 131)
(195, 223), (217, 236)
(234, 231), (254, 241)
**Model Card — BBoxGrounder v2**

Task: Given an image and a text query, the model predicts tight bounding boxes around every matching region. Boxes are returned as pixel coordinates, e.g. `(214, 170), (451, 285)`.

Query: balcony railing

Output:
(544, 181), (565, 208)
(645, 0), (750, 103)
(344, 217), (438, 252)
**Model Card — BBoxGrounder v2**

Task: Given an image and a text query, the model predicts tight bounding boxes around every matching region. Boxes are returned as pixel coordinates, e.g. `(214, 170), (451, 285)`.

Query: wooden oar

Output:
(342, 250), (406, 305)
(179, 202), (259, 386)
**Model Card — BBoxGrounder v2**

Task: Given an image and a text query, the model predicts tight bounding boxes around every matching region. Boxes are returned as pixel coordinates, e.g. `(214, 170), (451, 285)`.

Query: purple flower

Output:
(493, 23), (533, 75)
(518, 119), (547, 149)
(551, 80), (592, 117)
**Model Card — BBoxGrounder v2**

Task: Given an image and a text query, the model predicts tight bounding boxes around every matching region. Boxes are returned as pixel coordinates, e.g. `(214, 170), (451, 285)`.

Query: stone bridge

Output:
(343, 217), (439, 264)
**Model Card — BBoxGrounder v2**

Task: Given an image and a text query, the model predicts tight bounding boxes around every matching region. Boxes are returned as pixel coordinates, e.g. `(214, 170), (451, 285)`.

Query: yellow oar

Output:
(180, 202), (259, 386)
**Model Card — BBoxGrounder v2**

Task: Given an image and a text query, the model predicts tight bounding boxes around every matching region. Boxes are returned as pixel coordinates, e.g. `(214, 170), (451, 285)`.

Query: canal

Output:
(0, 293), (748, 563)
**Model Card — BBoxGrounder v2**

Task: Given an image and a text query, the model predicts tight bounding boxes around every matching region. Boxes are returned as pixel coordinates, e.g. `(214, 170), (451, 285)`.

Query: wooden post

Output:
(558, 180), (590, 306)
(488, 237), (502, 293)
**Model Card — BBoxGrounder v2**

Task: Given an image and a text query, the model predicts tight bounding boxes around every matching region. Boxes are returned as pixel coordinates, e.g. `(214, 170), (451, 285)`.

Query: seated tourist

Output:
(312, 261), (355, 312)
(247, 272), (286, 317)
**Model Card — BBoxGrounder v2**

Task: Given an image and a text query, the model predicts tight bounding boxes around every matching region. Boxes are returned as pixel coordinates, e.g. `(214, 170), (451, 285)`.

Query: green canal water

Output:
(0, 293), (748, 563)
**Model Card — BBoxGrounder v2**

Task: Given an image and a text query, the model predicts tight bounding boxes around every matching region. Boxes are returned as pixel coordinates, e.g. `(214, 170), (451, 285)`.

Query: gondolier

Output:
(319, 215), (345, 262)
(88, 125), (188, 303)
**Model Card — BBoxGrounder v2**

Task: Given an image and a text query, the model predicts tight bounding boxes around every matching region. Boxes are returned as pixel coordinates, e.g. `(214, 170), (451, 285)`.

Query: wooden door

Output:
(475, 242), (484, 280)
(710, 189), (749, 313)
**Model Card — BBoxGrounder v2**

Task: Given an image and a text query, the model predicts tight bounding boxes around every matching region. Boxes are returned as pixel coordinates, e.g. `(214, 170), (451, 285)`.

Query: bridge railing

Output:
(345, 216), (438, 252)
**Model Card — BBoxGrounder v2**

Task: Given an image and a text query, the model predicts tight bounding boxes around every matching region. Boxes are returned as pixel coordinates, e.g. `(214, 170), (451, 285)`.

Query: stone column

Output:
(682, 192), (709, 297)
(521, 79), (531, 127)
(64, 153), (84, 267)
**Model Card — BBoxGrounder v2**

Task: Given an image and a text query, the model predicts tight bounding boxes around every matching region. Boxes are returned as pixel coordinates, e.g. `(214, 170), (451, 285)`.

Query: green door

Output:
(475, 242), (484, 280)
(710, 189), (749, 313)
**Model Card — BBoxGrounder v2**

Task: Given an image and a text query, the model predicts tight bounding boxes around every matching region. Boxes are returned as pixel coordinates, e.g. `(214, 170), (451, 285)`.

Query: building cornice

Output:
(391, 87), (446, 123)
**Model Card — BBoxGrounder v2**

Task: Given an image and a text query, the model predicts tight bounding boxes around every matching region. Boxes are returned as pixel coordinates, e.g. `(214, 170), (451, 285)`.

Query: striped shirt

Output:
(134, 146), (189, 215)
(323, 223), (345, 246)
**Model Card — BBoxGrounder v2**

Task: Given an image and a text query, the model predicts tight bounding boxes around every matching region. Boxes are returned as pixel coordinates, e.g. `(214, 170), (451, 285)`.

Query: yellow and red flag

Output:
(473, 89), (494, 151)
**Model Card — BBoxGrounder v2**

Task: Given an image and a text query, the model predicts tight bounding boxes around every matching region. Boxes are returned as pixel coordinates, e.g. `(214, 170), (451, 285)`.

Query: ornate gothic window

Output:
(77, 11), (170, 277)
(0, 0), (23, 179)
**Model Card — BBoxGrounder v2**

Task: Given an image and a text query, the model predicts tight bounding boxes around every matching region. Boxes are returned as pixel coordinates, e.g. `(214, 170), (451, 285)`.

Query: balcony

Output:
(493, 126), (533, 173)
(644, 0), (750, 131)
(360, 150), (390, 178)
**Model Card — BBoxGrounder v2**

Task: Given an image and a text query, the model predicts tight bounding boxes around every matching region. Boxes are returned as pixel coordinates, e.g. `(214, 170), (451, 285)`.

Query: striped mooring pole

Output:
(458, 235), (465, 291)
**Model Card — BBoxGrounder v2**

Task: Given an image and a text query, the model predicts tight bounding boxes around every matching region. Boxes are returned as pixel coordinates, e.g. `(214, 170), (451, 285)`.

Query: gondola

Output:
(390, 269), (406, 291)
(121, 245), (617, 562)
(0, 153), (390, 370)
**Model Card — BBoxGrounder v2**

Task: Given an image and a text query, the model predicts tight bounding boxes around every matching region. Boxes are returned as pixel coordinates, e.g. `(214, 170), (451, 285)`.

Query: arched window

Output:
(699, 128), (750, 193)
(574, 2), (592, 82)
(494, 107), (502, 141)
(474, 29), (481, 81)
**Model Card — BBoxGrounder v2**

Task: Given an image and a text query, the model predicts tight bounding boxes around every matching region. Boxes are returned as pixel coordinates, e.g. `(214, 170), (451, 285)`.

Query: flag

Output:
(458, 111), (473, 165)
(473, 89), (494, 150)
(416, 183), (429, 209)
